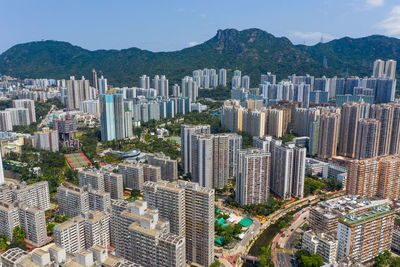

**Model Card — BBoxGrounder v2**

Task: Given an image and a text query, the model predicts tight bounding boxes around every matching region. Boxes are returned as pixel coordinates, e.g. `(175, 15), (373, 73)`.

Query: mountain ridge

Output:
(1, 28), (399, 86)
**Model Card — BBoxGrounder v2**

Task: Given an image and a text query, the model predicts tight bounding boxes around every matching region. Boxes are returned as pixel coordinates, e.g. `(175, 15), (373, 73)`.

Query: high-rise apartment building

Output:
(219, 68), (227, 86)
(18, 204), (48, 247)
(228, 133), (242, 178)
(337, 205), (394, 263)
(12, 181), (50, 211)
(98, 75), (108, 94)
(140, 75), (150, 89)
(54, 216), (86, 253)
(390, 104), (400, 154)
(119, 163), (144, 190)
(57, 183), (89, 217)
(99, 93), (127, 141)
(84, 211), (110, 249)
(0, 200), (20, 240)
(370, 104), (394, 156)
(34, 127), (59, 152)
(147, 153), (178, 181)
(177, 181), (214, 266)
(264, 108), (284, 138)
(114, 200), (186, 267)
(191, 133), (214, 188)
(373, 59), (385, 78)
(182, 76), (198, 102)
(66, 76), (94, 110)
(78, 170), (105, 192)
(302, 230), (338, 264)
(270, 141), (306, 200)
(346, 158), (379, 198)
(318, 113), (340, 159)
(355, 119), (380, 159)
(212, 134), (230, 189)
(377, 156), (400, 200)
(384, 59), (397, 79)
(6, 107), (30, 126)
(236, 149), (271, 206)
(0, 110), (13, 131)
(338, 103), (360, 158)
(91, 69), (98, 90)
(142, 181), (186, 237)
(180, 124), (211, 174)
(12, 99), (36, 123)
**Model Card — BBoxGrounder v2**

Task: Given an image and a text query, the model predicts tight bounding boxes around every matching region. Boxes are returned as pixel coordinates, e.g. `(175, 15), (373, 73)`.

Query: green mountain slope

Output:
(0, 28), (399, 86)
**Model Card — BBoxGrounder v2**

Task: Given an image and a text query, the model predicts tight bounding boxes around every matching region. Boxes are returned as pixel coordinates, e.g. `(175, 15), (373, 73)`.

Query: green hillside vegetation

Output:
(1, 29), (398, 87)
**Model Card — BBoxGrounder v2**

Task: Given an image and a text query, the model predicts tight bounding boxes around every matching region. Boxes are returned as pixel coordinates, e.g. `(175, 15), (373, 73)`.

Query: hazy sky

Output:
(1, 0), (400, 53)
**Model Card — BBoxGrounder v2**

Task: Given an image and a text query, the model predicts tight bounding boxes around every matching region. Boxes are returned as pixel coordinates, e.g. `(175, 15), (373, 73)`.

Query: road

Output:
(38, 104), (56, 128)
(276, 210), (309, 267)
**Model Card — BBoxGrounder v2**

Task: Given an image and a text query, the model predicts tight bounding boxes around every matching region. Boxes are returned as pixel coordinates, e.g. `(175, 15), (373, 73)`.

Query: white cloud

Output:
(366, 0), (384, 8)
(290, 31), (336, 44)
(376, 5), (400, 35)
(188, 42), (199, 47)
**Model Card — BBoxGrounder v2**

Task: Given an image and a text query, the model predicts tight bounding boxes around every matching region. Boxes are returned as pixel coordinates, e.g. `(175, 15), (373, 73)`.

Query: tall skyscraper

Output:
(370, 104), (394, 156)
(219, 68), (227, 87)
(143, 180), (214, 266)
(228, 133), (242, 178)
(182, 76), (198, 102)
(178, 181), (214, 266)
(0, 153), (4, 185)
(236, 149), (271, 205)
(172, 84), (181, 97)
(98, 75), (108, 94)
(384, 59), (397, 79)
(180, 124), (211, 174)
(372, 59), (385, 78)
(338, 103), (360, 158)
(270, 141), (306, 200)
(191, 133), (213, 188)
(242, 75), (250, 90)
(355, 119), (381, 159)
(139, 75), (150, 89)
(91, 69), (98, 90)
(66, 76), (94, 110)
(99, 93), (127, 141)
(390, 104), (400, 155)
(114, 200), (186, 267)
(212, 134), (230, 189)
(318, 113), (340, 159)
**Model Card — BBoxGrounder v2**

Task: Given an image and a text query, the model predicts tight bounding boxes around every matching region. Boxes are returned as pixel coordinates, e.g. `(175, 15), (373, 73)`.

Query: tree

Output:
(278, 220), (288, 230)
(374, 250), (392, 267)
(130, 189), (142, 199)
(12, 226), (26, 242)
(210, 260), (221, 267)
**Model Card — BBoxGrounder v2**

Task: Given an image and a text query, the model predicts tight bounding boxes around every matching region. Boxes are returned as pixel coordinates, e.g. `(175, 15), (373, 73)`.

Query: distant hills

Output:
(1, 28), (400, 87)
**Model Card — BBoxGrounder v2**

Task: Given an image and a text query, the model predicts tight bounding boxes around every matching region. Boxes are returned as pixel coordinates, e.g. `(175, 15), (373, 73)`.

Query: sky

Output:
(1, 0), (400, 53)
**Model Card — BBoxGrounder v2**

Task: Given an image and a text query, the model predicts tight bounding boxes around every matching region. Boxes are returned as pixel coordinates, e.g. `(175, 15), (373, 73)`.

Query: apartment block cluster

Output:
(180, 124), (242, 189)
(180, 123), (306, 203)
(302, 196), (395, 264)
(0, 99), (36, 131)
(0, 244), (141, 267)
(229, 60), (396, 109)
(53, 176), (214, 267)
(0, 181), (51, 247)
